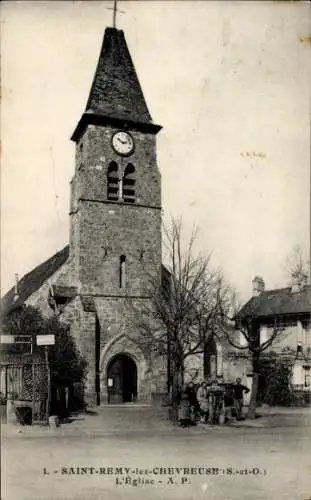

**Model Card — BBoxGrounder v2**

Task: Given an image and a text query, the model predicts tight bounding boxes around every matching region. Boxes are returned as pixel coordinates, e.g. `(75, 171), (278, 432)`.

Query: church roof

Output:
(86, 27), (152, 123)
(237, 285), (311, 320)
(72, 27), (161, 140)
(1, 246), (69, 316)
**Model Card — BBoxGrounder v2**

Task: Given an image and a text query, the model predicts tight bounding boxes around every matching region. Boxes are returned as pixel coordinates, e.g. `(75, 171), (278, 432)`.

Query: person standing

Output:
(177, 386), (191, 427)
(223, 383), (235, 422)
(185, 381), (200, 424)
(197, 381), (209, 423)
(207, 379), (224, 424)
(233, 378), (250, 420)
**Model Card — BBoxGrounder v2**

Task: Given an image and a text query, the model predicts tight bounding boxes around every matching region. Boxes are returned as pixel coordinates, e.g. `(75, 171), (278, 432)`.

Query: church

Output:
(1, 25), (246, 407)
(2, 26), (169, 406)
(2, 20), (309, 412)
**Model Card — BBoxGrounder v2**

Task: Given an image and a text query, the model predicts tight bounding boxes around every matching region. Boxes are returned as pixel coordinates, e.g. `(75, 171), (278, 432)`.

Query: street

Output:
(2, 406), (311, 500)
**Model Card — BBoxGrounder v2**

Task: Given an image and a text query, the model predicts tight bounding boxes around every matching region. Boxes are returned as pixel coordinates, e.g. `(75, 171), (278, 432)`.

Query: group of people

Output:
(178, 377), (250, 428)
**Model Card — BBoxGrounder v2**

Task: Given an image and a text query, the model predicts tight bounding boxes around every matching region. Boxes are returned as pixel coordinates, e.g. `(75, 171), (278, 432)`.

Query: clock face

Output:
(112, 131), (134, 156)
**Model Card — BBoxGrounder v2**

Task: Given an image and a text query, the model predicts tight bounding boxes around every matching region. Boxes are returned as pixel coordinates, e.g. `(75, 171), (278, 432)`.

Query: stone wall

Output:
(77, 202), (162, 296)
(64, 120), (165, 404)
(70, 122), (162, 297)
(25, 259), (77, 318)
(73, 125), (161, 208)
(94, 296), (166, 404)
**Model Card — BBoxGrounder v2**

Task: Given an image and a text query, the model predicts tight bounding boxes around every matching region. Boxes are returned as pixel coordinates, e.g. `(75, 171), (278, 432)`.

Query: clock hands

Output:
(112, 132), (134, 155)
(118, 137), (128, 145)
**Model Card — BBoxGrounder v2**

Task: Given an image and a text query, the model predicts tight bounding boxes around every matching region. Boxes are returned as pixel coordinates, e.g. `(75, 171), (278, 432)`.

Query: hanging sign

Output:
(14, 335), (32, 344)
(36, 335), (55, 346)
(0, 335), (15, 344)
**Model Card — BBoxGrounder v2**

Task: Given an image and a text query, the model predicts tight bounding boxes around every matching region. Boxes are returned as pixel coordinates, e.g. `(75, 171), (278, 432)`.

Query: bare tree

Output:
(285, 244), (310, 286)
(128, 218), (230, 421)
(221, 296), (285, 419)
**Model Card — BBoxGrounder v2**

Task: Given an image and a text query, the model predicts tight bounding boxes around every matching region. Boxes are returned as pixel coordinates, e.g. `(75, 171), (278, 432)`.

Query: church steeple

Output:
(86, 27), (152, 123)
(71, 27), (161, 142)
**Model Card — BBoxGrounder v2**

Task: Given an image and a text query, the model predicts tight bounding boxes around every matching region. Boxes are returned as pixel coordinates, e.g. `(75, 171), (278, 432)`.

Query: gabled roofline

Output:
(236, 284), (311, 321)
(1, 245), (70, 317)
(236, 310), (311, 322)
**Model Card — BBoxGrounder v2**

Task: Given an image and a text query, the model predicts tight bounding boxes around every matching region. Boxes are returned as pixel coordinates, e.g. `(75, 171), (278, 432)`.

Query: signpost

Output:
(36, 335), (55, 346)
(34, 335), (55, 424)
(0, 335), (15, 344)
(0, 335), (33, 345)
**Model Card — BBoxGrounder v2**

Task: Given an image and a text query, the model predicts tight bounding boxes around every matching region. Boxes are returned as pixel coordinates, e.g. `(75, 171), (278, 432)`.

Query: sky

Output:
(1, 0), (310, 301)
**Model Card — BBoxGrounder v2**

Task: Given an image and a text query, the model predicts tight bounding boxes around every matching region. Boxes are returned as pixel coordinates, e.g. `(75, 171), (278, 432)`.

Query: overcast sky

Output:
(1, 1), (310, 301)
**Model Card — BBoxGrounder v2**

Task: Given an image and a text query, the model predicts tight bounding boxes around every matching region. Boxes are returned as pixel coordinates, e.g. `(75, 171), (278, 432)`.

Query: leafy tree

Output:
(1, 305), (45, 354)
(258, 351), (294, 406)
(1, 305), (87, 411)
(45, 315), (87, 388)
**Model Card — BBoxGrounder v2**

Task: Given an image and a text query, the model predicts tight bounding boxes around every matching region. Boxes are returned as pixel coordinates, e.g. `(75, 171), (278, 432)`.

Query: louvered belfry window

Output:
(107, 162), (119, 201)
(123, 163), (135, 203)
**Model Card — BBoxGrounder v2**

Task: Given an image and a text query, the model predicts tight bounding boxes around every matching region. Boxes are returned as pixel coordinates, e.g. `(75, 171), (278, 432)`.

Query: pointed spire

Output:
(72, 27), (161, 141)
(85, 27), (152, 123)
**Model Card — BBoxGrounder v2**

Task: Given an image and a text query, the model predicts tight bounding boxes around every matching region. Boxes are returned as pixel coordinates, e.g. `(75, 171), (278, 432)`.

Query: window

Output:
(304, 367), (310, 389)
(107, 162), (136, 203)
(119, 255), (126, 288)
(297, 320), (304, 345)
(107, 162), (119, 201)
(123, 164), (135, 203)
(239, 331), (248, 347)
(260, 326), (269, 345)
(203, 339), (217, 379)
(293, 365), (304, 388)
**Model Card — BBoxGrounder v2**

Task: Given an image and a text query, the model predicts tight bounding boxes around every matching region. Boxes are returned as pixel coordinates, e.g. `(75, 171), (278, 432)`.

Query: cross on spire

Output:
(107, 0), (125, 29)
(113, 0), (117, 28)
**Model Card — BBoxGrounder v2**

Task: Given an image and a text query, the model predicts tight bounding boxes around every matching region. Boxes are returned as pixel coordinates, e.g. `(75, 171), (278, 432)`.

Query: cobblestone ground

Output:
(2, 406), (311, 500)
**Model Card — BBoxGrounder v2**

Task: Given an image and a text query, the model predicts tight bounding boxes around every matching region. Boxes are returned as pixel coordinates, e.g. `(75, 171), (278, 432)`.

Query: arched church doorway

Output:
(204, 339), (217, 379)
(107, 354), (137, 404)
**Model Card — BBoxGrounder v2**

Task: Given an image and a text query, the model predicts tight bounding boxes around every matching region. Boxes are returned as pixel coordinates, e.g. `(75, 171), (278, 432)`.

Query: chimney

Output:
(291, 275), (307, 293)
(252, 276), (265, 296)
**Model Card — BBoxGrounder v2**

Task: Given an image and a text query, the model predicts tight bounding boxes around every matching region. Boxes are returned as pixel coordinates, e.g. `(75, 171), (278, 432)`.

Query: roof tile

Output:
(238, 285), (311, 319)
(85, 28), (152, 124)
(1, 246), (69, 316)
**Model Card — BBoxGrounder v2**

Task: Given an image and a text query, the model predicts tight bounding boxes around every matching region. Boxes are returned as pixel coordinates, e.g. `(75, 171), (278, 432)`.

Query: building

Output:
(2, 25), (233, 406)
(237, 276), (311, 394)
(4, 25), (306, 409)
(1, 26), (167, 406)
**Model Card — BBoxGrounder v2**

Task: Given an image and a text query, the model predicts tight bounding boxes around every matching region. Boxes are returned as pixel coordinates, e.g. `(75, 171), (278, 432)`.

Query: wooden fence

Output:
(0, 362), (48, 423)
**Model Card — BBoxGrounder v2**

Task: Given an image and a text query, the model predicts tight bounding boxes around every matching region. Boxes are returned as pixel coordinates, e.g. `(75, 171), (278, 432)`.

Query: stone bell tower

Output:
(69, 27), (165, 404)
